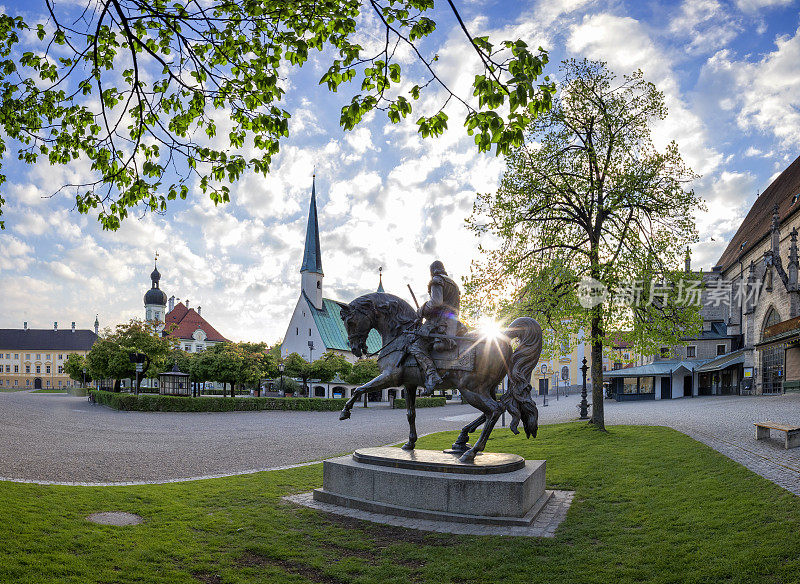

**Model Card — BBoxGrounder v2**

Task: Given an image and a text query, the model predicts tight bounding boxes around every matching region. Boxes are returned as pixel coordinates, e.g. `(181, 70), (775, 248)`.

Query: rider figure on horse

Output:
(409, 260), (461, 396)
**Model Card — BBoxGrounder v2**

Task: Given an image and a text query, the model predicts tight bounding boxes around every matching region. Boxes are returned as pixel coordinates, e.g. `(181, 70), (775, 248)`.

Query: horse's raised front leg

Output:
(340, 370), (396, 420)
(450, 413), (486, 453)
(402, 386), (417, 450)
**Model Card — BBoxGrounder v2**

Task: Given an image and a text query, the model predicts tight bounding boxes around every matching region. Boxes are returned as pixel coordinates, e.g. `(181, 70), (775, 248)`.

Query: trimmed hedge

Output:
(67, 387), (88, 397)
(392, 397), (447, 409)
(90, 390), (347, 412)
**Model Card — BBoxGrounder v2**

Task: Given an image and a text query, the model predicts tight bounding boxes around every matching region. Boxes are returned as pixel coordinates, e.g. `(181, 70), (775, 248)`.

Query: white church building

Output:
(282, 178), (394, 400)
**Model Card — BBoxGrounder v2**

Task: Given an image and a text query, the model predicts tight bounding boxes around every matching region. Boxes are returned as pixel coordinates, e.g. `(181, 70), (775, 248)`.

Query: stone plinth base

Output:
(311, 447), (550, 527)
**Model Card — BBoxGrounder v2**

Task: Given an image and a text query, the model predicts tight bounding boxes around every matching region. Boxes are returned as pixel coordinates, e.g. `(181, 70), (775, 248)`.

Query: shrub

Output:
(392, 397), (447, 409)
(90, 390), (348, 412)
(67, 387), (88, 397)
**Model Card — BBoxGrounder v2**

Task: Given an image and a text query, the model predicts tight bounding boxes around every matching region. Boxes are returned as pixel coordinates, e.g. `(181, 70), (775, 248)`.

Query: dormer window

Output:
(317, 280), (321, 289)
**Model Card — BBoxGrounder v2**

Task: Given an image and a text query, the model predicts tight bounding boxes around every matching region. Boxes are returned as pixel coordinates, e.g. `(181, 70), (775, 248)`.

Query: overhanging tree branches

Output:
(0, 1), (555, 229)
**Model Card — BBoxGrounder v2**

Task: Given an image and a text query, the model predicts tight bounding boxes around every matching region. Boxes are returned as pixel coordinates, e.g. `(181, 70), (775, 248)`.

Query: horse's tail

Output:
(502, 317), (542, 439)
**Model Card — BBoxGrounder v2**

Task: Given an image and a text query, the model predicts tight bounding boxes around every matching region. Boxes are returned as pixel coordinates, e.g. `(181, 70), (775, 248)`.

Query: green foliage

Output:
(310, 351), (352, 383)
(63, 353), (90, 383)
(344, 358), (380, 385)
(90, 390), (347, 412)
(0, 2), (554, 230)
(465, 59), (703, 427)
(274, 376), (301, 394)
(391, 396), (445, 408)
(282, 352), (310, 380)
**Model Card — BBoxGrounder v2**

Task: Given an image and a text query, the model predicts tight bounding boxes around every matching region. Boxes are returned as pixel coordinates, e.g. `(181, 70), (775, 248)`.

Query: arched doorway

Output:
(761, 307), (784, 395)
(34, 378), (42, 389)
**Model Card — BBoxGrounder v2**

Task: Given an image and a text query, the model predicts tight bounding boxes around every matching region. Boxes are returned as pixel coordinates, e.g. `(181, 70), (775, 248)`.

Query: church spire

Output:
(377, 266), (385, 293)
(300, 174), (323, 275)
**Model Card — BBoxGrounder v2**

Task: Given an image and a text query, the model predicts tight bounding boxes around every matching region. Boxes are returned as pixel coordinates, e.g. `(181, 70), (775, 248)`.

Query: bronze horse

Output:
(338, 292), (542, 462)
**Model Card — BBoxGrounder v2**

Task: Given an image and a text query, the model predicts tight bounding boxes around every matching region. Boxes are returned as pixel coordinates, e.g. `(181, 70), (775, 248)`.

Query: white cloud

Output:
(702, 26), (800, 149)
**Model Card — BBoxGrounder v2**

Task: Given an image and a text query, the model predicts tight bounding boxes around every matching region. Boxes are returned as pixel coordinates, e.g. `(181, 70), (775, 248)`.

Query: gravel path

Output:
(1, 390), (799, 493)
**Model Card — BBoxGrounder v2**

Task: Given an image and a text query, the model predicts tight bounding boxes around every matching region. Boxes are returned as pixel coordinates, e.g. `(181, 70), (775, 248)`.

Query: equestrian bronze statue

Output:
(338, 291), (542, 463)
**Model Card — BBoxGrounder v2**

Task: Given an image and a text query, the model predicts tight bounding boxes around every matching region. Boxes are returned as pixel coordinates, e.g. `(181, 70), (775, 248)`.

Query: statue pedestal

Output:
(312, 447), (551, 526)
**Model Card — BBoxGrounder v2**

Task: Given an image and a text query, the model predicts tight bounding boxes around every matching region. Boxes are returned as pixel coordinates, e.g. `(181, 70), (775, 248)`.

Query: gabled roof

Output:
(300, 177), (323, 275)
(305, 295), (381, 353)
(716, 154), (800, 272)
(0, 329), (97, 351)
(164, 302), (229, 342)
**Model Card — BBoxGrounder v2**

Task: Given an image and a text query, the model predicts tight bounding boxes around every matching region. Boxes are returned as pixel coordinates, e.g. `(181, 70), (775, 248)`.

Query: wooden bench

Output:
(754, 421), (800, 449)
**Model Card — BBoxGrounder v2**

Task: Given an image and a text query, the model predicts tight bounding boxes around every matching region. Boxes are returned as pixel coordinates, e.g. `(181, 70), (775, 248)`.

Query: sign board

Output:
(135, 364), (143, 373)
(743, 367), (753, 379)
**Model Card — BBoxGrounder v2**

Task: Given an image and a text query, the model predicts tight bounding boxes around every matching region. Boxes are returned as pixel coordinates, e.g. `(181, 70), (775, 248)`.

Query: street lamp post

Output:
(579, 357), (590, 420)
(278, 362), (285, 396)
(307, 341), (314, 397)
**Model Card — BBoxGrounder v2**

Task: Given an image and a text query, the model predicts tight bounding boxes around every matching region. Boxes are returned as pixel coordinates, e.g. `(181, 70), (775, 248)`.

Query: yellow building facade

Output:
(0, 323), (98, 390)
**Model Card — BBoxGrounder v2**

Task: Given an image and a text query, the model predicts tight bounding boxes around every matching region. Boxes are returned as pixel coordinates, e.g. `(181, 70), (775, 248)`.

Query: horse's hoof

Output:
(401, 442), (415, 451)
(447, 442), (470, 453)
(459, 451), (476, 463)
(339, 410), (351, 421)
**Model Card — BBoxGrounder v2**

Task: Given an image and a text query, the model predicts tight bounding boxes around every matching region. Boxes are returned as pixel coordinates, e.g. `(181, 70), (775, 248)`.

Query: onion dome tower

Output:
(144, 254), (168, 323)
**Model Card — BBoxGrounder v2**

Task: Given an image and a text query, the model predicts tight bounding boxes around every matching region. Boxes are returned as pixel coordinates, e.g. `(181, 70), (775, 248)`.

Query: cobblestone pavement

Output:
(1, 390), (799, 493)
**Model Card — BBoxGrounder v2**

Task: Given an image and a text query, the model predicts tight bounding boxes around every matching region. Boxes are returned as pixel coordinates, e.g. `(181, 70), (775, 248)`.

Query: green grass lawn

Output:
(1, 424), (798, 583)
(31, 388), (68, 393)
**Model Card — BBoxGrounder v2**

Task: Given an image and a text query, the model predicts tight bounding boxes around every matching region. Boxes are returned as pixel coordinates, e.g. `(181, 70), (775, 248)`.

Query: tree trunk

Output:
(589, 307), (606, 430)
(231, 383), (236, 398)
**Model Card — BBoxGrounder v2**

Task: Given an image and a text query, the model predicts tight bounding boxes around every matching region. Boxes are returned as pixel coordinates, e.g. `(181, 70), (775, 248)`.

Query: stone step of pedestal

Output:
(316, 448), (547, 523)
(313, 488), (553, 526)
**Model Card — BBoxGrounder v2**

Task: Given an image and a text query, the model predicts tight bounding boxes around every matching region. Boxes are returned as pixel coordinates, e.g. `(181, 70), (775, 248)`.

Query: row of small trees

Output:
(65, 319), (380, 396)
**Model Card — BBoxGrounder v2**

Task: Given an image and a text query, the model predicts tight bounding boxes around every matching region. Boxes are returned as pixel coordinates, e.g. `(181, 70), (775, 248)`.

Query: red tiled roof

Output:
(164, 302), (229, 342)
(716, 154), (800, 272)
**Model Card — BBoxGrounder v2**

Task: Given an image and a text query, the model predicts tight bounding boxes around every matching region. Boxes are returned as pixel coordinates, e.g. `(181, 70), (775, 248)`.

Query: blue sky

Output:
(1, 0), (799, 342)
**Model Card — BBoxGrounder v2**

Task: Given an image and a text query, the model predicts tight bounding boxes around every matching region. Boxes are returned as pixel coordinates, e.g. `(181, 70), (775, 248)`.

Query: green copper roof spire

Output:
(300, 174), (323, 275)
(377, 266), (384, 293)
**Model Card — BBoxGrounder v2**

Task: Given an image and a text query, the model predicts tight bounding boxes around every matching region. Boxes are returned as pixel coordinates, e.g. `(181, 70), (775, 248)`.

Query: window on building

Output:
(58, 366), (63, 374)
(14, 380), (18, 386)
(58, 381), (62, 387)
(25, 354), (30, 360)
(58, 354), (62, 360)
(687, 346), (697, 358)
(25, 365), (30, 374)
(46, 380), (50, 387)
(309, 328), (312, 336)
(36, 354), (41, 360)
(317, 280), (321, 289)
(4, 365), (8, 373)
(623, 353), (630, 360)
(4, 353), (8, 359)
(45, 366), (50, 374)
(36, 365), (41, 373)
(716, 344), (726, 356)
(185, 345), (191, 351)
(46, 354), (51, 360)
(196, 345), (204, 352)
(660, 347), (670, 358)
(26, 379), (30, 386)
(14, 365), (18, 373)
(14, 354), (18, 359)
(296, 328), (299, 336)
